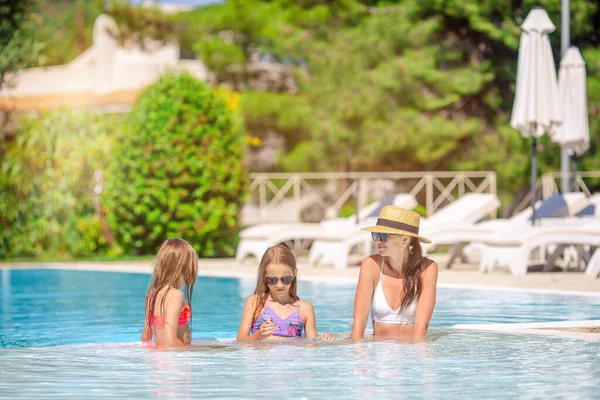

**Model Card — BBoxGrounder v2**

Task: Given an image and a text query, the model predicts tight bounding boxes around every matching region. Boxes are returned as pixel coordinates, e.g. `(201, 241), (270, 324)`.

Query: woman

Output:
(350, 206), (438, 340)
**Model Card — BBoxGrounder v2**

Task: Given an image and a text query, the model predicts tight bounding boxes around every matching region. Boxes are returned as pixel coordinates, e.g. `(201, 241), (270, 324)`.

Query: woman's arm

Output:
(413, 260), (438, 339)
(162, 289), (186, 347)
(236, 295), (273, 341)
(350, 257), (376, 340)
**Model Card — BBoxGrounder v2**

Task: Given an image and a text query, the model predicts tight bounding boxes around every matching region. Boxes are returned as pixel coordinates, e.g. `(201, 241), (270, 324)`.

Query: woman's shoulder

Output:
(421, 257), (439, 276)
(359, 254), (382, 276)
(361, 254), (382, 267)
(422, 257), (438, 269)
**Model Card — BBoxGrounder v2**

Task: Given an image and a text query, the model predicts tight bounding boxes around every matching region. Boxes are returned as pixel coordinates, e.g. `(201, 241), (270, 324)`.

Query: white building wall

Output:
(0, 14), (209, 100)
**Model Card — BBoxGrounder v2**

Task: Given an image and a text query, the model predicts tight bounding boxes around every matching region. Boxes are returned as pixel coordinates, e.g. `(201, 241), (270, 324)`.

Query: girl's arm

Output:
(302, 301), (333, 340)
(350, 257), (376, 339)
(161, 289), (186, 347)
(236, 295), (274, 341)
(302, 301), (317, 339)
(141, 297), (153, 342)
(413, 260), (438, 340)
(140, 320), (152, 342)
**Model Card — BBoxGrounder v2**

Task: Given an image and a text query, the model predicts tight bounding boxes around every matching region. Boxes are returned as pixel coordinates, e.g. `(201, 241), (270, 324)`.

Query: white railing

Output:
(246, 171), (497, 223)
(513, 171), (599, 214)
(540, 171), (598, 197)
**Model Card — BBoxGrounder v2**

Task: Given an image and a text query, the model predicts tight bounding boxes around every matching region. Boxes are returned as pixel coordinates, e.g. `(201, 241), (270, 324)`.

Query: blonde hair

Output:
(252, 244), (298, 319)
(145, 238), (198, 329)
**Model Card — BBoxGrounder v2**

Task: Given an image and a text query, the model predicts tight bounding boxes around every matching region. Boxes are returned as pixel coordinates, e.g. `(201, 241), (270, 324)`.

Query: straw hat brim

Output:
(362, 225), (432, 244)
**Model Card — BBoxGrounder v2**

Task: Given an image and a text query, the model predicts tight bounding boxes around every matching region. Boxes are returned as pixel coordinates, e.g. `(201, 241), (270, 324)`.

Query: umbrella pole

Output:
(572, 153), (578, 192)
(531, 137), (537, 225)
(355, 180), (360, 224)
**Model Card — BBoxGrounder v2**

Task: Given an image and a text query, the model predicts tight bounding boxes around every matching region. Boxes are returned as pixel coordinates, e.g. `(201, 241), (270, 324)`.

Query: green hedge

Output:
(105, 72), (247, 257)
(0, 110), (116, 258)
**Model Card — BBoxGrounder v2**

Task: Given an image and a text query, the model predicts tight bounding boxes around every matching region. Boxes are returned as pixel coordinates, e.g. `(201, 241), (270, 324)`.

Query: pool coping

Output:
(453, 320), (600, 342)
(3, 262), (600, 297)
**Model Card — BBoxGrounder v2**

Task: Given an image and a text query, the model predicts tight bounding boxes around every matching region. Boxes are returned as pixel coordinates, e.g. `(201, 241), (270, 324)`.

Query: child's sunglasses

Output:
(264, 276), (295, 285)
(371, 232), (393, 243)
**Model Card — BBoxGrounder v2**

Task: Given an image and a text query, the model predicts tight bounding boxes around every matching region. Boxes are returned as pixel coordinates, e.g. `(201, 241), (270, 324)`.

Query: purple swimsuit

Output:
(250, 302), (304, 338)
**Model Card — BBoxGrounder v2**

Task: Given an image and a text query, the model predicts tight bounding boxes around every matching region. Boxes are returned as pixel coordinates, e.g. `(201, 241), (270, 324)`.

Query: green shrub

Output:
(0, 110), (116, 259)
(105, 72), (247, 257)
(338, 203), (356, 219)
(413, 204), (427, 217)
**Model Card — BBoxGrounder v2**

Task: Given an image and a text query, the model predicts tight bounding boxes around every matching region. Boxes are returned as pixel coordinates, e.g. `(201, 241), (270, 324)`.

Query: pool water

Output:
(1, 268), (599, 398)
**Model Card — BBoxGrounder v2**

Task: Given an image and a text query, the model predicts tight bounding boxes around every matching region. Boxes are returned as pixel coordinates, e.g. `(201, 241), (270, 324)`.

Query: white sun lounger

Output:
(235, 193), (418, 263)
(585, 248), (600, 279)
(308, 192), (501, 269)
(477, 219), (600, 275)
(423, 192), (590, 268)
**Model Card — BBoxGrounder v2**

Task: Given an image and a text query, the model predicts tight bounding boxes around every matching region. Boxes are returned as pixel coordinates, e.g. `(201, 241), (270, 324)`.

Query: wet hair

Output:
(398, 236), (426, 311)
(252, 244), (298, 319)
(145, 238), (198, 330)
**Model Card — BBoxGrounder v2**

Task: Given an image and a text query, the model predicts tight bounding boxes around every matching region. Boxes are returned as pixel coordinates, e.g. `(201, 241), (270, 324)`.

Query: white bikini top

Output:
(371, 258), (416, 324)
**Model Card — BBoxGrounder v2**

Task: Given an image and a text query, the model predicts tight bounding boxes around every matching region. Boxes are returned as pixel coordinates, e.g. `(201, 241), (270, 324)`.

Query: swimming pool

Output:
(1, 268), (599, 398)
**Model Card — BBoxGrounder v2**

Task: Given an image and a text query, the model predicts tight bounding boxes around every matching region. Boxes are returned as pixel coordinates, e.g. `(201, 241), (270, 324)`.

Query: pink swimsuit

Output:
(150, 304), (191, 329)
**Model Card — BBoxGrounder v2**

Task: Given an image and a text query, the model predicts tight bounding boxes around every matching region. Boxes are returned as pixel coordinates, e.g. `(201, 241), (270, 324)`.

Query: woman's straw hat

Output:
(361, 205), (431, 243)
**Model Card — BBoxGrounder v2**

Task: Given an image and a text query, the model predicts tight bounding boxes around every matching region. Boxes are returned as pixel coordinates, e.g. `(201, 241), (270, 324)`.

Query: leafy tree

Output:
(103, 0), (177, 48)
(105, 73), (247, 257)
(0, 110), (117, 258)
(179, 0), (286, 88)
(0, 0), (44, 91)
(28, 0), (175, 67)
(183, 0), (599, 209)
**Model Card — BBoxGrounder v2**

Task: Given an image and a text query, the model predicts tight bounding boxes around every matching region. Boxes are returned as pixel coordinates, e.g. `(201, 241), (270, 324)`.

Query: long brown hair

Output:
(252, 244), (299, 319)
(145, 238), (198, 330)
(399, 236), (426, 311)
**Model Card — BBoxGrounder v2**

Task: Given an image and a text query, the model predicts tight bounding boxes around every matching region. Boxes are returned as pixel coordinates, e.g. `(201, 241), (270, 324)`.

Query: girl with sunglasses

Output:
(237, 244), (333, 341)
(351, 206), (438, 341)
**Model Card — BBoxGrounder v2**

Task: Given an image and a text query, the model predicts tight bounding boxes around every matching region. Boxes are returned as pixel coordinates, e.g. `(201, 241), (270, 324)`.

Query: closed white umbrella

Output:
(554, 46), (589, 190)
(510, 7), (562, 223)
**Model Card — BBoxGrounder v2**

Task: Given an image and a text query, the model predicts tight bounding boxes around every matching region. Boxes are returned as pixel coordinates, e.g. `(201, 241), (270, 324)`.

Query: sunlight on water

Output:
(0, 332), (599, 398)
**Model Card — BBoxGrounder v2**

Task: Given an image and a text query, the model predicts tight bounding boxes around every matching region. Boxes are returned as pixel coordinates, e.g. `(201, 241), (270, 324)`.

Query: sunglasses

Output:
(371, 232), (396, 243)
(264, 276), (295, 286)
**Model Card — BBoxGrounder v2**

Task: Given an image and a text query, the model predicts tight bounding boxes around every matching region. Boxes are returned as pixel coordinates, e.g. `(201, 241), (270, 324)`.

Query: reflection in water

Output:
(145, 350), (191, 399)
(415, 341), (437, 397)
(351, 341), (376, 398)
